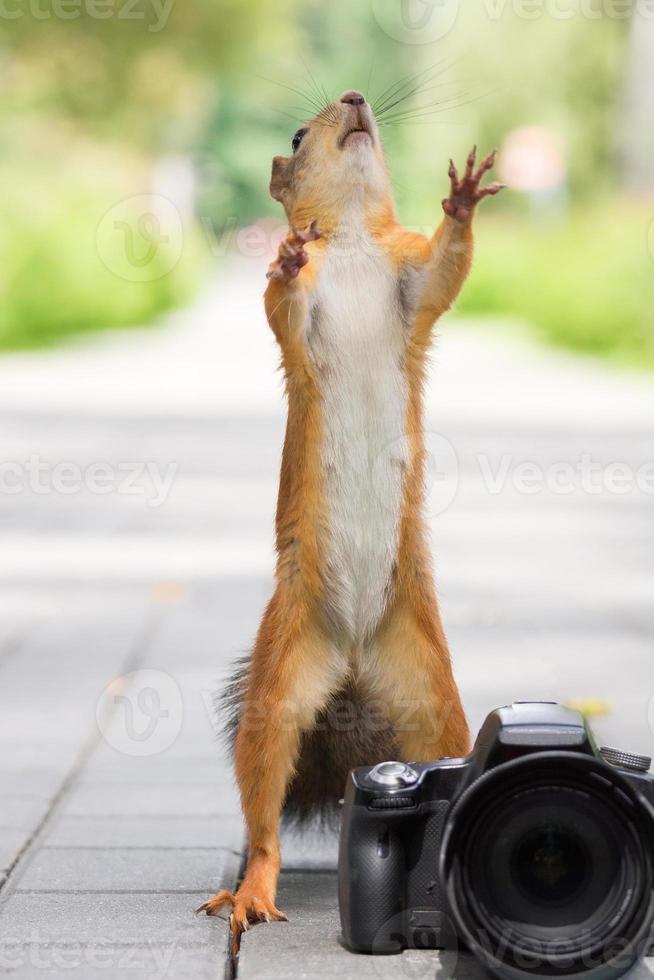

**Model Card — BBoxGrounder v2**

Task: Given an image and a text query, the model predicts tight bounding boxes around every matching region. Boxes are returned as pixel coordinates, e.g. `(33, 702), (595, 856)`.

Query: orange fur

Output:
(199, 92), (504, 940)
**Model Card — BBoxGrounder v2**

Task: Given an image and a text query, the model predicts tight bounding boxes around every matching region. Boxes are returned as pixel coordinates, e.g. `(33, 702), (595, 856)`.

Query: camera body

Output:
(339, 703), (654, 977)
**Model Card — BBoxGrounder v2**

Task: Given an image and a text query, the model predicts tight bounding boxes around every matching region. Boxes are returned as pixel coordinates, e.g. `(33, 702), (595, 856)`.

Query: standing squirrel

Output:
(198, 89), (504, 939)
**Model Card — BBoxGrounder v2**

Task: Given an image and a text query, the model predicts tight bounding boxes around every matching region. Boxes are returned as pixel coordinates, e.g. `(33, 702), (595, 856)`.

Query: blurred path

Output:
(0, 258), (653, 978)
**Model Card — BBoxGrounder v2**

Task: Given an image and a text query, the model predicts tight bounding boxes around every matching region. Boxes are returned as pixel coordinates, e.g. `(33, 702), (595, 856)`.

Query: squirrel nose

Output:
(340, 90), (366, 106)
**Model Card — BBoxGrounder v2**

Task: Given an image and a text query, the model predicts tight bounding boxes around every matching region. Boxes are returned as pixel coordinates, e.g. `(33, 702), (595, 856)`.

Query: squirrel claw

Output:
(196, 887), (287, 954)
(443, 147), (505, 223)
(464, 145), (477, 178)
(267, 221), (319, 281)
(291, 220), (321, 245)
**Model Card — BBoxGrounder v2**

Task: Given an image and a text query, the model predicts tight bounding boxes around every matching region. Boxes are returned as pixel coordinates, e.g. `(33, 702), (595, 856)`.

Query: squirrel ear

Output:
(270, 156), (290, 202)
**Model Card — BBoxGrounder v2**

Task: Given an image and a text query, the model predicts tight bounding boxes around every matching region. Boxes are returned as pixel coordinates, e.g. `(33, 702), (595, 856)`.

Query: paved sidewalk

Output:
(0, 260), (653, 978)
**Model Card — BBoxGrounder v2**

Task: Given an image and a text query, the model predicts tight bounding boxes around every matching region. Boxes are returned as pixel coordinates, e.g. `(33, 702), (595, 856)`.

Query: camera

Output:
(338, 702), (654, 979)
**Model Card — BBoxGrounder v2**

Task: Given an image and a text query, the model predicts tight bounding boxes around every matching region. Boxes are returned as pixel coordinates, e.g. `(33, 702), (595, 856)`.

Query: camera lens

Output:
(473, 785), (623, 938)
(513, 819), (589, 905)
(441, 752), (654, 979)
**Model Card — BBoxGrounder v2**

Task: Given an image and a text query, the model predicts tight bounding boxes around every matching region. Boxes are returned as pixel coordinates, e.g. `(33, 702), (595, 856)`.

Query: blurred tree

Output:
(0, 0), (647, 358)
(447, 6), (628, 204)
(0, 0), (633, 218)
(195, 0), (412, 222)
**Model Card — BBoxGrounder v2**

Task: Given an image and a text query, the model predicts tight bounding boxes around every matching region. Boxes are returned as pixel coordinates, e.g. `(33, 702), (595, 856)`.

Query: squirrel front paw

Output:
(442, 147), (506, 223)
(267, 221), (321, 281)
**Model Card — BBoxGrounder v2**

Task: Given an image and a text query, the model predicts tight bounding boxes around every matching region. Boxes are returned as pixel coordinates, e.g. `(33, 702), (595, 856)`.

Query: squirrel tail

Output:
(220, 656), (398, 829)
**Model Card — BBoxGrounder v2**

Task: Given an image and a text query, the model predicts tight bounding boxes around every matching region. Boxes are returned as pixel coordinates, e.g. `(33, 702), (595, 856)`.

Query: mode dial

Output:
(600, 746), (652, 773)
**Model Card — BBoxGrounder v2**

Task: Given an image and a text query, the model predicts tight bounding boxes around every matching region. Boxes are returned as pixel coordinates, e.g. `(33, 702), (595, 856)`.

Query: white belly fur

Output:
(308, 225), (408, 641)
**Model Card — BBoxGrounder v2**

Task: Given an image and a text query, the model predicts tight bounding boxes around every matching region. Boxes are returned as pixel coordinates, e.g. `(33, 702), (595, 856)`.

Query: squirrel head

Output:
(269, 90), (394, 234)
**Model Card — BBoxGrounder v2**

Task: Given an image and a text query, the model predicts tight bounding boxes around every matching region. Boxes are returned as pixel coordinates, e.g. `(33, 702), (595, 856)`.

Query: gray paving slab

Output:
(16, 847), (236, 894)
(0, 797), (53, 830)
(135, 578), (270, 671)
(77, 754), (230, 786)
(0, 944), (225, 980)
(44, 814), (241, 851)
(1, 768), (67, 798)
(0, 589), (155, 878)
(59, 782), (238, 819)
(0, 891), (228, 946)
(0, 585), (241, 978)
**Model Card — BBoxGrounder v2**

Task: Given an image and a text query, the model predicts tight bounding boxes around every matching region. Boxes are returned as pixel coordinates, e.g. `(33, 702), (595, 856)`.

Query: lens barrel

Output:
(441, 752), (654, 980)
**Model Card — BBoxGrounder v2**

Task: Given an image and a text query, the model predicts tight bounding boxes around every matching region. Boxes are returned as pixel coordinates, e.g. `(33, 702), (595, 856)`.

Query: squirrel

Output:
(198, 89), (505, 940)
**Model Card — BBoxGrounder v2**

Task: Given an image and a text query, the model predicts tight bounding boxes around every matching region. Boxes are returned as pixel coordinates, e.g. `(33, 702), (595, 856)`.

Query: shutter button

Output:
(369, 762), (418, 786)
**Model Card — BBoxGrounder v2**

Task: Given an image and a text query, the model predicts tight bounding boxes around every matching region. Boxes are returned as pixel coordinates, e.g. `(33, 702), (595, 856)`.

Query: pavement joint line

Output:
(1, 942), (232, 950)
(61, 812), (233, 818)
(46, 813), (231, 821)
(79, 780), (229, 786)
(14, 889), (226, 895)
(0, 602), (166, 902)
(227, 850), (248, 980)
(273, 867), (337, 876)
(1, 939), (238, 952)
(37, 843), (238, 849)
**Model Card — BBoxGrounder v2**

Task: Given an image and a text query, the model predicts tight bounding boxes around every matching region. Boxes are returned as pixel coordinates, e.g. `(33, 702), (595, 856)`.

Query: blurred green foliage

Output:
(461, 207), (654, 366)
(0, 159), (203, 348)
(0, 0), (652, 361)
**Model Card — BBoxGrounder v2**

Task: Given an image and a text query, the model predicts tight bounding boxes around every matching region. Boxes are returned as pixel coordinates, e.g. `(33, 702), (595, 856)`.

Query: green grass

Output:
(0, 166), (204, 350)
(457, 204), (654, 367)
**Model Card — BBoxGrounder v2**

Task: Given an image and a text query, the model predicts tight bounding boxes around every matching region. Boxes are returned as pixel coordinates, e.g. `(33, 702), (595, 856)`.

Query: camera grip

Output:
(338, 803), (405, 953)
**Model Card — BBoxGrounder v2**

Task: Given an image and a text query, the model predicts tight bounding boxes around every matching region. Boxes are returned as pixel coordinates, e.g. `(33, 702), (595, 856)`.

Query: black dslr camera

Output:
(339, 702), (654, 979)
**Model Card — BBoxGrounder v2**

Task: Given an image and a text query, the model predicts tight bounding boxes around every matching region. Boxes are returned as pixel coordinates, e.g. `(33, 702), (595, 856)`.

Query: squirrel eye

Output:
(292, 129), (307, 153)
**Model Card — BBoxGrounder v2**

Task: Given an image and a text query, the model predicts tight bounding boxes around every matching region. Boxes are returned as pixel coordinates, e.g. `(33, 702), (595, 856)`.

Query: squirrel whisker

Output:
(372, 58), (457, 116)
(378, 86), (499, 126)
(256, 75), (326, 116)
(374, 68), (462, 120)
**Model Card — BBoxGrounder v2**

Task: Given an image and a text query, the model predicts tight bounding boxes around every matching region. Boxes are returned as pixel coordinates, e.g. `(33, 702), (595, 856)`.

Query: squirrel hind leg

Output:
(367, 606), (471, 762)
